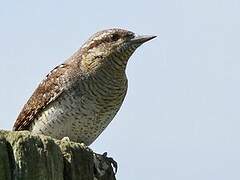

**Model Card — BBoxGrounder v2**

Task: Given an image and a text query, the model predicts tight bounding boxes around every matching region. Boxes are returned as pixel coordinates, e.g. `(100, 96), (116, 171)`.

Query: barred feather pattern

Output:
(16, 46), (136, 145)
(12, 28), (150, 145)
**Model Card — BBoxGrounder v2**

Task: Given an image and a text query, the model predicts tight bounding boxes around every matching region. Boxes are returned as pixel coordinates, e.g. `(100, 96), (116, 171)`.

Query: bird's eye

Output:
(111, 34), (120, 41)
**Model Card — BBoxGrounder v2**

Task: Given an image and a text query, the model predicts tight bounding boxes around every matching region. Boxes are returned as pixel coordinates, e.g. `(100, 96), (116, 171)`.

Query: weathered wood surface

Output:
(0, 130), (116, 180)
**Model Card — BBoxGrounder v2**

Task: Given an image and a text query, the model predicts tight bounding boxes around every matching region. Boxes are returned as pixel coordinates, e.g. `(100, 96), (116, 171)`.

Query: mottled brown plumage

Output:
(13, 28), (156, 145)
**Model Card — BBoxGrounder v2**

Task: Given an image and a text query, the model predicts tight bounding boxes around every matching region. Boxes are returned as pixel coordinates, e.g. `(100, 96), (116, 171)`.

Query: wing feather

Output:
(13, 64), (71, 130)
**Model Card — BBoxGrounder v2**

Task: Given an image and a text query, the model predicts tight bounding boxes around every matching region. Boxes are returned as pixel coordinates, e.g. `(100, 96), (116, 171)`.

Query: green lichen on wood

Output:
(0, 138), (12, 180)
(58, 139), (94, 180)
(0, 130), (116, 180)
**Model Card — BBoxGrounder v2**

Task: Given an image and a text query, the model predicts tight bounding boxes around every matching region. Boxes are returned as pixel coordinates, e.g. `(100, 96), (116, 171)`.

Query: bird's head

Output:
(77, 28), (156, 73)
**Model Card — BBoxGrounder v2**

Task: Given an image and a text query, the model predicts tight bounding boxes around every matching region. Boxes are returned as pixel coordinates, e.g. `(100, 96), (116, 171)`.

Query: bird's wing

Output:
(13, 63), (71, 131)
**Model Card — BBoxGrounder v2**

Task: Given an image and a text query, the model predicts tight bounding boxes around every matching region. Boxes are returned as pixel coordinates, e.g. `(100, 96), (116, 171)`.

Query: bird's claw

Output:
(102, 152), (118, 174)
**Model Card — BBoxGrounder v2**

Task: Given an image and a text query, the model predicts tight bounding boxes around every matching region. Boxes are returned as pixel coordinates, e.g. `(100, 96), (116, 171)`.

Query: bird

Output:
(13, 28), (156, 146)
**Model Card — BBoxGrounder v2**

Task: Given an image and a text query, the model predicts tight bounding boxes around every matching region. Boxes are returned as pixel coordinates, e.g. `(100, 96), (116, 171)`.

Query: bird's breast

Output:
(30, 72), (128, 145)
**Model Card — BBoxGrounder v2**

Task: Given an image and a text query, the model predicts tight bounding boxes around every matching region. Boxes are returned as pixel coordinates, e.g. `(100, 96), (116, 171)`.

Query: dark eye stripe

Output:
(84, 31), (134, 50)
(111, 34), (120, 41)
(87, 35), (119, 49)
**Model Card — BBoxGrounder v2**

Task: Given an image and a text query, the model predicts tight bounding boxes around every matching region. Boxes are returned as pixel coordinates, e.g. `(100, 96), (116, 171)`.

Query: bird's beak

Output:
(130, 35), (157, 44)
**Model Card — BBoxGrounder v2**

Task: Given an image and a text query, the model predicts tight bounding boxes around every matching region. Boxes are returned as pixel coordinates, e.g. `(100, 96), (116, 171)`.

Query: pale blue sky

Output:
(1, 0), (240, 179)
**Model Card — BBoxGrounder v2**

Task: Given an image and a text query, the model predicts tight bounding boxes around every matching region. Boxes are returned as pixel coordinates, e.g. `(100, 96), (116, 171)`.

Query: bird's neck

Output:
(98, 59), (127, 83)
(104, 44), (138, 76)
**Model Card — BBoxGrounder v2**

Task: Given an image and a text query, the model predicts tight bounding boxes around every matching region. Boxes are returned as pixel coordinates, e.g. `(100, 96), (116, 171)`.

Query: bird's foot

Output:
(60, 137), (93, 152)
(102, 152), (118, 174)
(93, 152), (117, 179)
(80, 142), (94, 152)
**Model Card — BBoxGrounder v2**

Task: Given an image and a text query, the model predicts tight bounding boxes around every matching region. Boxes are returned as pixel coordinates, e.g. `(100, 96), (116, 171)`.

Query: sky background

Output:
(0, 0), (240, 179)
